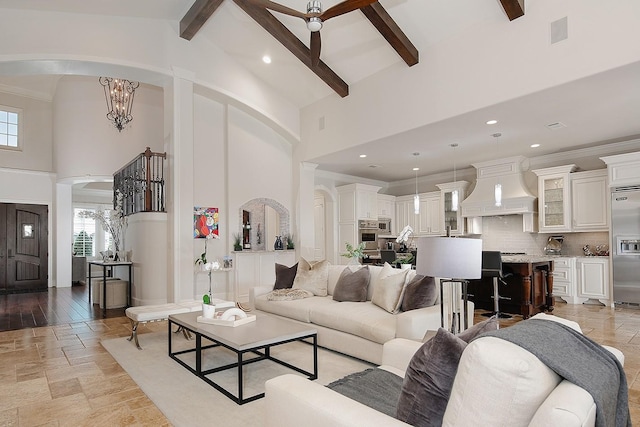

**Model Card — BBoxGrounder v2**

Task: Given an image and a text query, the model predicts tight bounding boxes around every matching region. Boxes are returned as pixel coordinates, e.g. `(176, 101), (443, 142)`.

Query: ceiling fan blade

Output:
(246, 0), (307, 19)
(321, 0), (379, 21)
(310, 31), (321, 67)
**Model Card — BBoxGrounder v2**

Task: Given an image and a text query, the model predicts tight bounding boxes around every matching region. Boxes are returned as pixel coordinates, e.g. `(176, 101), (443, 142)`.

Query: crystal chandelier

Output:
(99, 77), (139, 132)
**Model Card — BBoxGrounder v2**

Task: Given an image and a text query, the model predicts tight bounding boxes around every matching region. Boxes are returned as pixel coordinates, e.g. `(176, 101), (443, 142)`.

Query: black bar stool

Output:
(481, 251), (512, 319)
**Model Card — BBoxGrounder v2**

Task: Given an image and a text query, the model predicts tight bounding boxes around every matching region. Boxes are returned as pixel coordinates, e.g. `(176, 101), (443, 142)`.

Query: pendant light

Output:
(450, 143), (459, 212)
(493, 133), (502, 207)
(413, 152), (420, 215)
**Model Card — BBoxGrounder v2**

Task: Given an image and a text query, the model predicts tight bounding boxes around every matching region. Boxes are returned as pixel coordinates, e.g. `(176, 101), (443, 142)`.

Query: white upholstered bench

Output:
(125, 299), (234, 349)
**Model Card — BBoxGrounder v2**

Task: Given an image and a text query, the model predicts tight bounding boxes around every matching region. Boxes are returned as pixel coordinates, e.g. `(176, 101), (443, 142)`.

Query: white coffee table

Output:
(168, 310), (318, 404)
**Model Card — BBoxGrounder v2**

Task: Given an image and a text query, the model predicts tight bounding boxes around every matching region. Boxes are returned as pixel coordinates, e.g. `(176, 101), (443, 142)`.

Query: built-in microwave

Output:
(378, 219), (391, 234)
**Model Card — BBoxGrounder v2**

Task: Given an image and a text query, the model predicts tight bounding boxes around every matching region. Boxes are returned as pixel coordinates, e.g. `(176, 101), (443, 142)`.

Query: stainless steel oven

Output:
(358, 220), (379, 250)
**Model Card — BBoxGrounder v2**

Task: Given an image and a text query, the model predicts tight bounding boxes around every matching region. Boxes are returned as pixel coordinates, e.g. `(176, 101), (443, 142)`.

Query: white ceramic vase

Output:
(202, 303), (216, 319)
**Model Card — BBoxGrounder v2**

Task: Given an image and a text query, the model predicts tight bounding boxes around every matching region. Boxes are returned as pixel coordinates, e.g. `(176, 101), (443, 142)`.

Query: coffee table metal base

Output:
(168, 318), (318, 405)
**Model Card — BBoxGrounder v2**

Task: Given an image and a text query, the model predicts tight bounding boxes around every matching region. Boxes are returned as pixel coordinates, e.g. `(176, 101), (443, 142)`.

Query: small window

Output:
(0, 106), (21, 149)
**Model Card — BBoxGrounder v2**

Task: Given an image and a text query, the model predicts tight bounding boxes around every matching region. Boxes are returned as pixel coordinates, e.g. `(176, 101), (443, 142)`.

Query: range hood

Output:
(461, 156), (537, 217)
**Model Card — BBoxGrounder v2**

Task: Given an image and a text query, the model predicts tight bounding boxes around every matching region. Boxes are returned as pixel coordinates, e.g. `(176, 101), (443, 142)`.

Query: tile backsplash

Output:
(478, 215), (609, 256)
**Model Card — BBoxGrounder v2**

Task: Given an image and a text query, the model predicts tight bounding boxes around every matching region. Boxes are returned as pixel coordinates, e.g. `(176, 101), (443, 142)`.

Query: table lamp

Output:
(416, 237), (482, 333)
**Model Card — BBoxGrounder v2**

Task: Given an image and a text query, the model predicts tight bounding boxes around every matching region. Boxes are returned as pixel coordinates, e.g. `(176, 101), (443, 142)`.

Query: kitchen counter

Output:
(469, 258), (554, 318)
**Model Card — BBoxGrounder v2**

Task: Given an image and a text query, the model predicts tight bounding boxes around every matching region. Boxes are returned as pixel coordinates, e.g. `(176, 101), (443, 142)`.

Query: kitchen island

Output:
(468, 256), (554, 318)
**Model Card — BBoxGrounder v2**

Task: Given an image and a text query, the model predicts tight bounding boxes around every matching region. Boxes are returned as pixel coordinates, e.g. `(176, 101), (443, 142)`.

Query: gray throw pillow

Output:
(333, 266), (370, 302)
(457, 316), (499, 343)
(273, 263), (298, 290)
(400, 275), (437, 311)
(396, 328), (467, 427)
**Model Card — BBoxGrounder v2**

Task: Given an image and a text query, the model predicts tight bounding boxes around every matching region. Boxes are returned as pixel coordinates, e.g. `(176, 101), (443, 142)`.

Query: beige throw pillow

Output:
(371, 262), (409, 313)
(292, 258), (330, 296)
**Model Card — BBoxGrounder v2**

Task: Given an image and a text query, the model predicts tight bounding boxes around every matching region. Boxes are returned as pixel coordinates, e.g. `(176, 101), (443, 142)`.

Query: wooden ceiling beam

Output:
(180, 0), (225, 40)
(499, 0), (525, 21)
(232, 0), (349, 97)
(360, 2), (419, 67)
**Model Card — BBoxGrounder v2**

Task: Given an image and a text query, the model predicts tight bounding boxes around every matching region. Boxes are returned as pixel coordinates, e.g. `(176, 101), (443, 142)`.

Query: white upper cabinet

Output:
(418, 192), (442, 235)
(437, 181), (469, 236)
(395, 195), (418, 234)
(571, 170), (609, 231)
(337, 184), (381, 221)
(377, 194), (395, 218)
(534, 166), (609, 233)
(533, 165), (577, 233)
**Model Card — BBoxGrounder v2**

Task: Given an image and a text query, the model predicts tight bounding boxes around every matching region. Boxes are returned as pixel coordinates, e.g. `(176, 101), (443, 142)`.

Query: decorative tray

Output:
(197, 313), (256, 327)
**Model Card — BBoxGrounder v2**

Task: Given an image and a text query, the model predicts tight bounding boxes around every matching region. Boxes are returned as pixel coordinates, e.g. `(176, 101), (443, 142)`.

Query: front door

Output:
(0, 203), (48, 293)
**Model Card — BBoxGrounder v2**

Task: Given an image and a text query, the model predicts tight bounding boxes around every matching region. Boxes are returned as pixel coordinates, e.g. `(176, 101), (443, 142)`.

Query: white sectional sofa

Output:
(264, 313), (627, 427)
(250, 263), (473, 365)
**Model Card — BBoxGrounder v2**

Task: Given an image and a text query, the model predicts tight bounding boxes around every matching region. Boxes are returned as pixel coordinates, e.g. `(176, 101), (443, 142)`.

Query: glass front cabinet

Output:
(532, 165), (577, 233)
(436, 181), (469, 236)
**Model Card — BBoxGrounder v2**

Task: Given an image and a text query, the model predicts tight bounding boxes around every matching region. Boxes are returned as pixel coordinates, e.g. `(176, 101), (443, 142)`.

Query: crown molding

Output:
(0, 83), (53, 102)
(528, 138), (640, 169)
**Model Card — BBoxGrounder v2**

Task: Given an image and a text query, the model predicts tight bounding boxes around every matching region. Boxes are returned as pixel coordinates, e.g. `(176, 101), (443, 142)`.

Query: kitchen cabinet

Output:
(377, 194), (396, 231)
(533, 165), (577, 232)
(337, 184), (381, 221)
(552, 257), (579, 304)
(571, 170), (609, 231)
(395, 195), (418, 235)
(576, 257), (610, 305)
(418, 192), (442, 235)
(437, 181), (469, 236)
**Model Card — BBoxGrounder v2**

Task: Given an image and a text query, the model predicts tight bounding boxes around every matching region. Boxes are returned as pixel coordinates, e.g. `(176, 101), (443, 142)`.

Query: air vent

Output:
(550, 17), (568, 44)
(547, 122), (567, 130)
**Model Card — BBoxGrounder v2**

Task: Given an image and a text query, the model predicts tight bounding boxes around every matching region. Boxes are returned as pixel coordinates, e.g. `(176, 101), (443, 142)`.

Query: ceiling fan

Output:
(247, 0), (379, 66)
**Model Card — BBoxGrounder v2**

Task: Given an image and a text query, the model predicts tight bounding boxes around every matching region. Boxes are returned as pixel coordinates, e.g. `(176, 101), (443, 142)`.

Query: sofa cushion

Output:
(309, 300), (397, 344)
(255, 294), (335, 323)
(442, 336), (562, 426)
(273, 263), (298, 290)
(333, 266), (370, 302)
(293, 258), (330, 296)
(400, 275), (437, 312)
(396, 328), (467, 427)
(327, 265), (348, 295)
(371, 263), (409, 313)
(266, 289), (314, 301)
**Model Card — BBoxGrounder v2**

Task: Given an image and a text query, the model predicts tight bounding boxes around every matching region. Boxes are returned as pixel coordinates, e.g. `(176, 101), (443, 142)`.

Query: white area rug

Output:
(102, 330), (372, 427)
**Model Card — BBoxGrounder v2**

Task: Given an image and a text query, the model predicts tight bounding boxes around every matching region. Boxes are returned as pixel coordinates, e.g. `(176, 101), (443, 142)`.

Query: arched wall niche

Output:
(238, 198), (290, 251)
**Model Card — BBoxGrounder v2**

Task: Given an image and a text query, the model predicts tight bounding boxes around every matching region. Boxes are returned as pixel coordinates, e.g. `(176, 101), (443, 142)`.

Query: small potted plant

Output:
(285, 233), (295, 250)
(399, 252), (414, 270)
(233, 232), (242, 251)
(341, 242), (366, 264)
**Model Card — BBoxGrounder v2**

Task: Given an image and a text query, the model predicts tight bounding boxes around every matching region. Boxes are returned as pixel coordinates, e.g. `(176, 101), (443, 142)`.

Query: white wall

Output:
(0, 7), (300, 142)
(53, 76), (164, 180)
(0, 90), (52, 172)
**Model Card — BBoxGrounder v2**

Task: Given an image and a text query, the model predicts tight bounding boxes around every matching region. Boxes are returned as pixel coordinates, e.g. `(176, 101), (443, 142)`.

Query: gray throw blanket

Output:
(483, 319), (630, 427)
(327, 368), (403, 417)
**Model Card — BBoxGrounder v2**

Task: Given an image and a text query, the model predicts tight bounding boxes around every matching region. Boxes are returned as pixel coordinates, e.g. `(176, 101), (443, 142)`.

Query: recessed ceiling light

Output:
(486, 120), (498, 125)
(412, 167), (420, 171)
(531, 144), (540, 148)
(359, 154), (367, 158)
(262, 55), (272, 64)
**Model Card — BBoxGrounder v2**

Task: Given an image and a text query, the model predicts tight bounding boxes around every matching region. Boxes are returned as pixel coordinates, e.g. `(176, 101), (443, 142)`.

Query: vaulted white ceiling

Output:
(1, 0), (640, 183)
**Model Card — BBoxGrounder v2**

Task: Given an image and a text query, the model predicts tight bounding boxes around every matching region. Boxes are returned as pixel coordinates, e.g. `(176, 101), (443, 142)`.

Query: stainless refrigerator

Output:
(612, 186), (640, 304)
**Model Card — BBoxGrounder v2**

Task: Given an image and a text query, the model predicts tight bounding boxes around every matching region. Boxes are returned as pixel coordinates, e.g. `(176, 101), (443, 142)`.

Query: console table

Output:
(88, 260), (133, 318)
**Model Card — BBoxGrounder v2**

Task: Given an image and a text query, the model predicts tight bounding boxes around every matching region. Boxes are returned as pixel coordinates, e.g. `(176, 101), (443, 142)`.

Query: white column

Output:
(297, 162), (318, 260)
(55, 183), (73, 287)
(166, 67), (196, 303)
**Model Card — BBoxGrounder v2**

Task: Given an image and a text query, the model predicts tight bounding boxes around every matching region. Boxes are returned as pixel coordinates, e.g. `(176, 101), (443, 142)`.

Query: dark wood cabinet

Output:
(468, 260), (554, 318)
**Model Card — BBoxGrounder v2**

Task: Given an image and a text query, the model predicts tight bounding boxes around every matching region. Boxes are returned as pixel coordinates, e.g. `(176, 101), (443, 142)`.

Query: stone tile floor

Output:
(0, 302), (639, 426)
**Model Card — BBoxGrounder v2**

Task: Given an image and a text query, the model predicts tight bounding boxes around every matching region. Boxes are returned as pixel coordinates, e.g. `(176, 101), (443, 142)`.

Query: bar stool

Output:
(481, 251), (512, 319)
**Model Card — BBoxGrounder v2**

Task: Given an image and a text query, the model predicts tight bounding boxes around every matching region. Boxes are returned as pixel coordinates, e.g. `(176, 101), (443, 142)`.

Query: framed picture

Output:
(194, 207), (219, 239)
